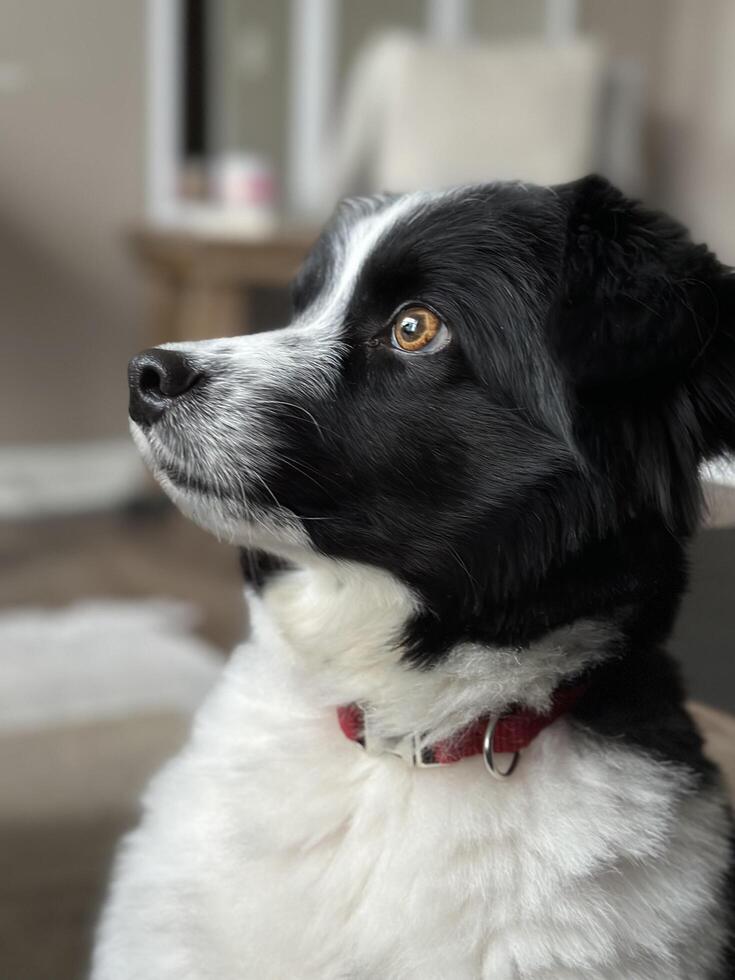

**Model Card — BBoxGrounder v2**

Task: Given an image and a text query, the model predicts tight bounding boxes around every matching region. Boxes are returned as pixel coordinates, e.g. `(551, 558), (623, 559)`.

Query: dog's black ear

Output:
(553, 174), (735, 459)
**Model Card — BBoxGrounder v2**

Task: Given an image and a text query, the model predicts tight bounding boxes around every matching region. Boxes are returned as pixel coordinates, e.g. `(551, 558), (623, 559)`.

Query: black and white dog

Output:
(93, 176), (735, 979)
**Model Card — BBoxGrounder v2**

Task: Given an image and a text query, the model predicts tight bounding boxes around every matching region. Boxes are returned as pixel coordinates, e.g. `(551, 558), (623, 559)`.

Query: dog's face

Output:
(130, 177), (735, 661)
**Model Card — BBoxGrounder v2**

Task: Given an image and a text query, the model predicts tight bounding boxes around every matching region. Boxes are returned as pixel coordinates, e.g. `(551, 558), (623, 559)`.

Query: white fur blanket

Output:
(0, 600), (222, 732)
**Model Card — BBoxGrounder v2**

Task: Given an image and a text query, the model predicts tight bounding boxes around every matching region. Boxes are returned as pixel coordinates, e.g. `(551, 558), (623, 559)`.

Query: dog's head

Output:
(129, 176), (735, 664)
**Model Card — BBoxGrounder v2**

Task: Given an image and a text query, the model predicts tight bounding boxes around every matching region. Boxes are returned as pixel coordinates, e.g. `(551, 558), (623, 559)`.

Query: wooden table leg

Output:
(176, 279), (251, 341)
(147, 273), (180, 348)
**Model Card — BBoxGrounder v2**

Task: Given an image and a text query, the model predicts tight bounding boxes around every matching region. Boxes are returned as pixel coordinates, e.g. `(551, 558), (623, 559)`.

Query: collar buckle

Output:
(362, 713), (444, 768)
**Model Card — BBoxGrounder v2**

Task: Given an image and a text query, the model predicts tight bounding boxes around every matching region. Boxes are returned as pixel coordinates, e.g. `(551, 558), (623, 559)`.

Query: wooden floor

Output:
(0, 500), (246, 653)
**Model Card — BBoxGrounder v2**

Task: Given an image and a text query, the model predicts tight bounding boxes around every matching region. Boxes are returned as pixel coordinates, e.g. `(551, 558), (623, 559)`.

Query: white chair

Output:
(331, 32), (642, 198)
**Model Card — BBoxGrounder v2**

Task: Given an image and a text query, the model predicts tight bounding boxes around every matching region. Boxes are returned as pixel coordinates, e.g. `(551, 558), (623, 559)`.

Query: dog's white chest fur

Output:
(93, 571), (729, 980)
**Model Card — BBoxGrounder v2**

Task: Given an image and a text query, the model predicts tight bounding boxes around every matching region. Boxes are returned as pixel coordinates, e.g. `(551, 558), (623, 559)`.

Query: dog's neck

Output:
(260, 557), (614, 743)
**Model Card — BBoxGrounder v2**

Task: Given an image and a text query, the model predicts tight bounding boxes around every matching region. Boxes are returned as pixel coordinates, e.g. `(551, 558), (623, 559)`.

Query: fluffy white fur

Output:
(92, 560), (731, 980)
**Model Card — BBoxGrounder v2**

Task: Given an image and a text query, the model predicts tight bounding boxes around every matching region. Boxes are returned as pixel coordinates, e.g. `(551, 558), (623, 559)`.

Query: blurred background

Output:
(1, 2), (734, 977)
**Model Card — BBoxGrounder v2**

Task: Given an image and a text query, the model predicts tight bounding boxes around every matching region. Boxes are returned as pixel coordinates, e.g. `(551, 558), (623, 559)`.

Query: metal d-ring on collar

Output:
(482, 715), (520, 779)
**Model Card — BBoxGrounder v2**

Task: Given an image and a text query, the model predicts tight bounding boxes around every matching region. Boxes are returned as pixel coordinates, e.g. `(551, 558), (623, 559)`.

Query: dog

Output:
(92, 176), (735, 979)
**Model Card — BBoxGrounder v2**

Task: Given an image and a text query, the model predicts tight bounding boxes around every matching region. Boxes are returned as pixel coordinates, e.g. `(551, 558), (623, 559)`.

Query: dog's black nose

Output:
(128, 348), (202, 426)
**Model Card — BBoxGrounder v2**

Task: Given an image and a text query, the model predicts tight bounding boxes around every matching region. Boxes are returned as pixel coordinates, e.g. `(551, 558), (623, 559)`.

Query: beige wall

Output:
(582, 0), (735, 263)
(650, 0), (735, 263)
(0, 0), (145, 444)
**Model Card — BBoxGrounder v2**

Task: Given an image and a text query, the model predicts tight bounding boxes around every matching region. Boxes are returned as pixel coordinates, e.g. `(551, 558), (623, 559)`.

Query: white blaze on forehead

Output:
(160, 191), (440, 398)
(300, 190), (438, 338)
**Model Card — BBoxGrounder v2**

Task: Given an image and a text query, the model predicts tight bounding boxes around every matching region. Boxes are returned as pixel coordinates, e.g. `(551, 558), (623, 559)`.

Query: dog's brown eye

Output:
(391, 307), (445, 352)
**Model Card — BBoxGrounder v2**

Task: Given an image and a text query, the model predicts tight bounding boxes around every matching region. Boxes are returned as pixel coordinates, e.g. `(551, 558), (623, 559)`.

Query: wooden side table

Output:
(130, 227), (315, 345)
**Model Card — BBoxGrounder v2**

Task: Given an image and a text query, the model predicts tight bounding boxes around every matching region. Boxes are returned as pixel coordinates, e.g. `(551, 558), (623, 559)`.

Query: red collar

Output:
(337, 684), (586, 775)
